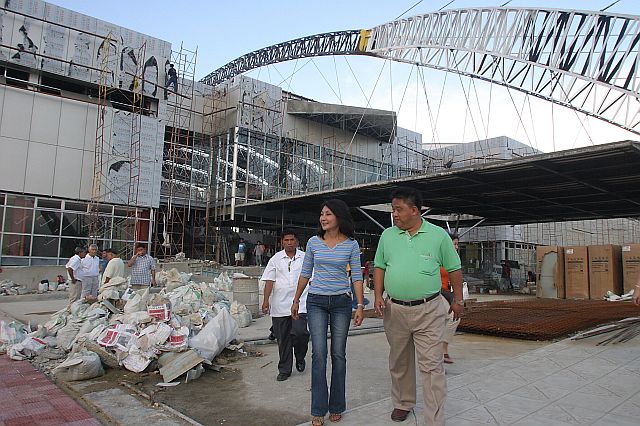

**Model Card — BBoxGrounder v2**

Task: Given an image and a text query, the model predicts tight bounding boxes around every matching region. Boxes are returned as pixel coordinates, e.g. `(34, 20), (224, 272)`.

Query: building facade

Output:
(0, 0), (425, 265)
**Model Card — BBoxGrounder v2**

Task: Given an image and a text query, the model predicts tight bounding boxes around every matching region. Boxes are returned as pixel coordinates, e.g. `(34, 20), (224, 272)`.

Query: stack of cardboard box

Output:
(588, 245), (622, 299)
(536, 244), (633, 300)
(622, 244), (640, 293)
(565, 246), (590, 299)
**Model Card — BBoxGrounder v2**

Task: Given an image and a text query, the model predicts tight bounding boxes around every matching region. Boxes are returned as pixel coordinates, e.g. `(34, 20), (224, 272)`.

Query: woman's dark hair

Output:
(317, 199), (355, 239)
(448, 231), (459, 240)
(391, 186), (423, 210)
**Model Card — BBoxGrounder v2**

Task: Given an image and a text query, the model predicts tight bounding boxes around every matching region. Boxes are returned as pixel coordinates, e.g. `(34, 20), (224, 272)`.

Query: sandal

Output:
(444, 353), (454, 364)
(329, 413), (342, 423)
(312, 416), (324, 426)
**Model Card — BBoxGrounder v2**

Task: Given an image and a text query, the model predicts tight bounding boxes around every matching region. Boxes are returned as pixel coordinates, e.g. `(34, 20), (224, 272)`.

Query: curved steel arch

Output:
(200, 30), (371, 86)
(201, 7), (640, 135)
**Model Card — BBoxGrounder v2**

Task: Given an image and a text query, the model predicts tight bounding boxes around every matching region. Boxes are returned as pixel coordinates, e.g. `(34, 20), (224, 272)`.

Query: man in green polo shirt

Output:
(373, 187), (464, 425)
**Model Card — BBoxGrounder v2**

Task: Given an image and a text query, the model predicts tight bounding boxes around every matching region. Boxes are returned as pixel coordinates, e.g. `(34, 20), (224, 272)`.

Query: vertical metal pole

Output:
(230, 127), (239, 219)
(149, 208), (155, 247)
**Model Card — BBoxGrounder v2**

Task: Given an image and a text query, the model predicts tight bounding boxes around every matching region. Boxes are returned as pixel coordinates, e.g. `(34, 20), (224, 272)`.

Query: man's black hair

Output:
(281, 228), (298, 240)
(390, 187), (423, 210)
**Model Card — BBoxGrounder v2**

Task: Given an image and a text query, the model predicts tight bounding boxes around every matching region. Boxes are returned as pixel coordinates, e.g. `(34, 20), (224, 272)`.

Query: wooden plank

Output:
(159, 350), (204, 383)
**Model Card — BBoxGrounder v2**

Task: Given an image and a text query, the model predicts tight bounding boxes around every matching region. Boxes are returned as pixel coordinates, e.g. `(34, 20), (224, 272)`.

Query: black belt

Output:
(390, 292), (440, 306)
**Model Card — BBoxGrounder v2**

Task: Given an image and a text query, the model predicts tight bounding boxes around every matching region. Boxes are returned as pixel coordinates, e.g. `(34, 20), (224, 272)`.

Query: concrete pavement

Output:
(4, 292), (638, 426)
(297, 337), (640, 425)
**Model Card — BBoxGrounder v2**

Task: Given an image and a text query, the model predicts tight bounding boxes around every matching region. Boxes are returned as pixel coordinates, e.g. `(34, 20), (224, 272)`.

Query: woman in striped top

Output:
(292, 199), (365, 426)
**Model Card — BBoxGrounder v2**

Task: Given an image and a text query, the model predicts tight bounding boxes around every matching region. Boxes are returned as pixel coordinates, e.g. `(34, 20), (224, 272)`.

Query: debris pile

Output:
(1, 277), (68, 296)
(0, 269), (257, 385)
(0, 280), (28, 296)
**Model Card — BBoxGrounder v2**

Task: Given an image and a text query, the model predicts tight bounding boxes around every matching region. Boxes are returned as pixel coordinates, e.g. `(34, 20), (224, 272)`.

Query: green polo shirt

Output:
(374, 219), (461, 300)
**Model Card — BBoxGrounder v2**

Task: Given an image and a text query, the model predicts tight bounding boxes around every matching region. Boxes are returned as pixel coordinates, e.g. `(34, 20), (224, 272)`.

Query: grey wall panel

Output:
(0, 136), (28, 192)
(30, 94), (62, 144)
(83, 105), (98, 152)
(78, 148), (95, 201)
(1, 88), (34, 141)
(52, 146), (83, 198)
(24, 141), (56, 194)
(58, 99), (88, 149)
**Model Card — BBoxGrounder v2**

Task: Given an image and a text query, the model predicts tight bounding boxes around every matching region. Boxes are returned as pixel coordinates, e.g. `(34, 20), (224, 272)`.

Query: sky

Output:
(46, 0), (640, 153)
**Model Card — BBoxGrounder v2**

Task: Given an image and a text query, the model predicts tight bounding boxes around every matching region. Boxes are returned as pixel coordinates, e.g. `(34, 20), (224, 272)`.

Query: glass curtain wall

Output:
(0, 193), (151, 266)
(213, 127), (420, 211)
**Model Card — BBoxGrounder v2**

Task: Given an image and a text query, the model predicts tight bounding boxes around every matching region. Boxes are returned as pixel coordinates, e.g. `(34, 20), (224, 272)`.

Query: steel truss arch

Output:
(202, 7), (640, 135)
(200, 30), (370, 86)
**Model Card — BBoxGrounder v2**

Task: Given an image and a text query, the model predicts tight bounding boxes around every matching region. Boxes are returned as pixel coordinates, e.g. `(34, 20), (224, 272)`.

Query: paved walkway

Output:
(0, 355), (100, 426)
(299, 337), (640, 425)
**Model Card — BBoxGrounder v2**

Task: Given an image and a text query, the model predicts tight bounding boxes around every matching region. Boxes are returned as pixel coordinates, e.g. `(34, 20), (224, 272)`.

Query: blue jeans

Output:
(306, 292), (352, 416)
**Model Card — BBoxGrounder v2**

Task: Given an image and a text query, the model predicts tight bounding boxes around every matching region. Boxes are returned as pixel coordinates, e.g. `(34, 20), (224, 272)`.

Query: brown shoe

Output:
(391, 408), (410, 422)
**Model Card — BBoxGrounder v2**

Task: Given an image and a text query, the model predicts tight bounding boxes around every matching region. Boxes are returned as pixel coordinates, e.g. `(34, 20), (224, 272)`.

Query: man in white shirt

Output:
(102, 247), (126, 286)
(65, 246), (86, 304)
(261, 229), (309, 381)
(81, 244), (100, 300)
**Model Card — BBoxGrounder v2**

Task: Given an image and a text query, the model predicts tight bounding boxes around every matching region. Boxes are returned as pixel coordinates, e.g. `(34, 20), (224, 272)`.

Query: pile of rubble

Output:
(1, 279), (28, 296)
(0, 269), (256, 385)
(1, 278), (68, 296)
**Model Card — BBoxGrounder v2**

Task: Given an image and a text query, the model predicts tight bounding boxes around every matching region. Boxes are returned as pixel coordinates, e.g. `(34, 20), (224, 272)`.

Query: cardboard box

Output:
(622, 244), (640, 293)
(536, 246), (565, 299)
(588, 245), (622, 299)
(564, 246), (589, 299)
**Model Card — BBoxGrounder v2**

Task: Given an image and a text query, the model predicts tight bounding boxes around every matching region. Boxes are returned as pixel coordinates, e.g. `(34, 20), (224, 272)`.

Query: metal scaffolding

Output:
(159, 42), (198, 257)
(125, 42), (147, 253)
(201, 81), (231, 263)
(89, 34), (148, 258)
(88, 33), (115, 247)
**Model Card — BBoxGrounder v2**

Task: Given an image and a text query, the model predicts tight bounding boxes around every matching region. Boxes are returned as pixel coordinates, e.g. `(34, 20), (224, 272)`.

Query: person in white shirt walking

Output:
(81, 244), (100, 300)
(65, 246), (86, 304)
(261, 229), (310, 381)
(101, 247), (126, 286)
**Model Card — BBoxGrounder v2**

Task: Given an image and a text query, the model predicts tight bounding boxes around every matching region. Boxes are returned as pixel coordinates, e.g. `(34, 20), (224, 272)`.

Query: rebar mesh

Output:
(459, 299), (640, 340)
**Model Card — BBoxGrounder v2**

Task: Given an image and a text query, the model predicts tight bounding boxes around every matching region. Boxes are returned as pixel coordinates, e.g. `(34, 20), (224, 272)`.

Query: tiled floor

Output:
(0, 355), (100, 426)
(299, 338), (640, 425)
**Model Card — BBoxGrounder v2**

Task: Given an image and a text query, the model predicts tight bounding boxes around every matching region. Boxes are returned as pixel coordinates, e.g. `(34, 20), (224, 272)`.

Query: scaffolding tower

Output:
(89, 33), (116, 246)
(89, 34), (148, 257)
(125, 42), (147, 254)
(201, 82), (231, 263)
(160, 42), (198, 257)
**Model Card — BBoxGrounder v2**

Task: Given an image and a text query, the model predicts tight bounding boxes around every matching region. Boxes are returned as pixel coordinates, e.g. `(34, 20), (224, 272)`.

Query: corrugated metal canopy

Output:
(235, 141), (640, 230)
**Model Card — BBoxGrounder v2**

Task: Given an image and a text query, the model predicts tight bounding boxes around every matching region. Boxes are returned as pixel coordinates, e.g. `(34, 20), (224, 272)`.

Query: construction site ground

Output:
(2, 292), (639, 425)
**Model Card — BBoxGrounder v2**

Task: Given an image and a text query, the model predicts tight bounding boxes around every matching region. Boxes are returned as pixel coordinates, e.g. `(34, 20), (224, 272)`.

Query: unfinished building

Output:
(423, 137), (640, 286)
(0, 0), (423, 266)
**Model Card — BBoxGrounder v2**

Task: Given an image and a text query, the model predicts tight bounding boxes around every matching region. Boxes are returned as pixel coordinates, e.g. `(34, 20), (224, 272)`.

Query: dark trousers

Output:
(271, 314), (310, 375)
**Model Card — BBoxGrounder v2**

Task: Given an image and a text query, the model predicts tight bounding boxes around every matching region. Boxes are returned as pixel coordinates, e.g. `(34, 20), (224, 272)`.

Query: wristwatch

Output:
(453, 299), (464, 306)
